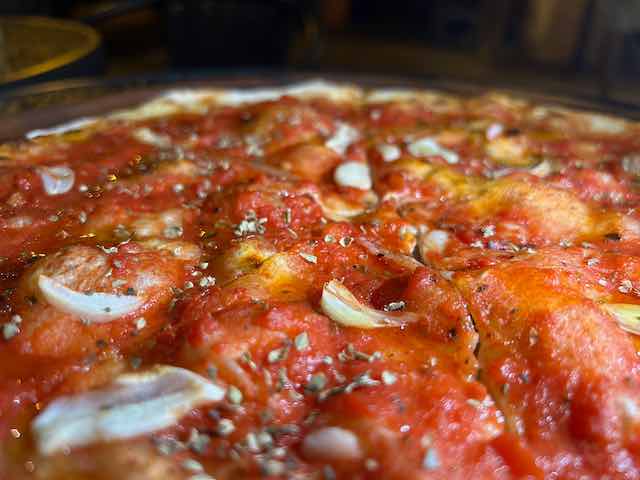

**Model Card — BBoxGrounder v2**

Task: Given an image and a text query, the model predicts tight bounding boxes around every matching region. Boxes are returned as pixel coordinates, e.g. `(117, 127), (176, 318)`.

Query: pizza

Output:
(1, 79), (640, 479)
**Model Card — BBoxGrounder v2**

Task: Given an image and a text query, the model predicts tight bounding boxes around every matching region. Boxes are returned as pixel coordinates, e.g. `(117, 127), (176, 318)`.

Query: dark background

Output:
(0, 0), (639, 105)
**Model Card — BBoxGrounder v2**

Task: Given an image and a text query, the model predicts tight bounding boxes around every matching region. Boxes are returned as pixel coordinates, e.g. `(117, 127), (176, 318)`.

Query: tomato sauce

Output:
(0, 87), (639, 479)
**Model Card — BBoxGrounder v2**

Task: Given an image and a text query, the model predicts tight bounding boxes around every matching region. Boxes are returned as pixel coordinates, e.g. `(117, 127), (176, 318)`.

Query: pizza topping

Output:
(481, 225), (495, 237)
(334, 162), (372, 190)
(320, 280), (418, 328)
(622, 154), (640, 176)
(234, 210), (268, 237)
(407, 137), (459, 164)
(357, 238), (422, 271)
(244, 134), (264, 157)
(419, 229), (449, 255)
(618, 396), (640, 425)
(381, 370), (398, 385)
(2, 317), (20, 340)
(6, 81), (640, 479)
(377, 143), (401, 162)
(299, 252), (318, 264)
(422, 447), (441, 470)
(182, 458), (205, 473)
(32, 366), (225, 455)
(302, 427), (363, 462)
(383, 301), (406, 312)
(339, 236), (353, 247)
(294, 331), (310, 351)
(132, 127), (172, 148)
(38, 165), (75, 195)
(37, 274), (143, 324)
(486, 122), (504, 140)
(198, 275), (216, 288)
(338, 344), (382, 363)
(313, 191), (376, 220)
(619, 279), (633, 294)
(215, 418), (235, 437)
(129, 317), (145, 332)
(486, 136), (533, 166)
(227, 385), (243, 404)
(326, 122), (359, 155)
(267, 344), (290, 363)
(138, 239), (201, 261)
(529, 159), (554, 177)
(124, 209), (187, 240)
(602, 303), (640, 335)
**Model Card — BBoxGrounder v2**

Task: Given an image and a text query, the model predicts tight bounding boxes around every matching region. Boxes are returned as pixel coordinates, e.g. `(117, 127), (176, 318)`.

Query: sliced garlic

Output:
(377, 143), (401, 162)
(529, 159), (554, 177)
(38, 275), (142, 323)
(313, 191), (377, 221)
(130, 209), (184, 239)
(618, 395), (640, 426)
(419, 229), (449, 256)
(407, 137), (459, 164)
(326, 122), (359, 155)
(334, 162), (372, 190)
(486, 123), (504, 140)
(38, 166), (75, 195)
(357, 238), (422, 271)
(602, 303), (640, 335)
(132, 127), (172, 148)
(321, 280), (418, 329)
(302, 427), (363, 462)
(622, 154), (640, 176)
(486, 137), (533, 166)
(32, 365), (225, 455)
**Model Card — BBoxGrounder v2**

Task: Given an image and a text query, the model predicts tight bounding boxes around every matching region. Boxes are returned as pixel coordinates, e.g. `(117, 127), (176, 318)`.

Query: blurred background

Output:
(0, 0), (639, 109)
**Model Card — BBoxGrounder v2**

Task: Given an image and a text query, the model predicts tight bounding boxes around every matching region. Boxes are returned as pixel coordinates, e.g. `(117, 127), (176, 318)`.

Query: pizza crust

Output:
(529, 105), (632, 135)
(21, 80), (363, 140)
(26, 117), (98, 140)
(22, 80), (638, 142)
(366, 87), (464, 112)
(109, 79), (363, 121)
